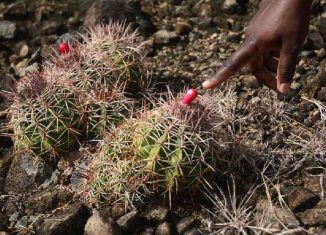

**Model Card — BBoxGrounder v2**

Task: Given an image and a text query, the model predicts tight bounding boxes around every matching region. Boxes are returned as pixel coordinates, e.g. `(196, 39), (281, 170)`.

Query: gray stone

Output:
(284, 186), (319, 212)
(299, 201), (326, 226)
(175, 21), (192, 35)
(307, 32), (325, 49)
(317, 87), (326, 102)
(303, 175), (326, 195)
(274, 208), (301, 228)
(37, 202), (90, 235)
(83, 0), (133, 28)
(242, 75), (260, 89)
(155, 222), (172, 235)
(223, 0), (238, 10)
(154, 30), (179, 45)
(145, 205), (169, 223)
(26, 186), (72, 213)
(84, 212), (122, 235)
(139, 227), (155, 235)
(184, 228), (202, 235)
(0, 148), (13, 190)
(256, 199), (300, 230)
(116, 210), (145, 232)
(176, 216), (196, 234)
(0, 21), (16, 39)
(4, 152), (53, 194)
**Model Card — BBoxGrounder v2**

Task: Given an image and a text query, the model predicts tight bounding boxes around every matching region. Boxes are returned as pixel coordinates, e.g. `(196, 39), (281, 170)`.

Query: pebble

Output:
(0, 20), (16, 39)
(84, 212), (122, 235)
(154, 30), (179, 45)
(241, 75), (260, 89)
(176, 216), (196, 234)
(19, 44), (29, 58)
(317, 87), (326, 102)
(155, 222), (173, 235)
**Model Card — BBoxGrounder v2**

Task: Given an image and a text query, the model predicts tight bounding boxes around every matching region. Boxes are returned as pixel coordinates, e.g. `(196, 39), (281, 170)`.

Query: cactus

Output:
(8, 72), (86, 157)
(60, 23), (146, 94)
(86, 94), (223, 206)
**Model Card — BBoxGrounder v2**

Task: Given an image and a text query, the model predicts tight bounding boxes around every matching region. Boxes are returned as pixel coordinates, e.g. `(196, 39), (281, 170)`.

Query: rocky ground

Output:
(0, 0), (326, 234)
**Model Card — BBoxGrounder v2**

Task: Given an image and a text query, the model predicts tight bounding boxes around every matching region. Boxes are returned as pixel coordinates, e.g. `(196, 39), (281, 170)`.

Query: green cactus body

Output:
(134, 110), (214, 191)
(12, 88), (85, 157)
(86, 96), (132, 138)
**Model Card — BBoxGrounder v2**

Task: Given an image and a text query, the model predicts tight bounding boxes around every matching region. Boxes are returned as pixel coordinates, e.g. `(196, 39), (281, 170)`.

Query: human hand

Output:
(202, 0), (313, 93)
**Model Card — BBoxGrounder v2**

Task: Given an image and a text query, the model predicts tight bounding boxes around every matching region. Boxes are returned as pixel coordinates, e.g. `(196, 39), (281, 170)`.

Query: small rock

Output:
(13, 59), (39, 77)
(0, 213), (8, 230)
(303, 175), (326, 195)
(317, 227), (326, 235)
(184, 228), (202, 235)
(116, 210), (146, 232)
(19, 44), (29, 58)
(227, 32), (242, 43)
(0, 148), (13, 188)
(154, 30), (179, 45)
(256, 199), (300, 230)
(111, 204), (126, 219)
(290, 81), (301, 90)
(176, 216), (196, 234)
(145, 205), (169, 223)
(155, 222), (173, 235)
(175, 21), (192, 35)
(84, 212), (122, 235)
(41, 21), (61, 35)
(37, 202), (90, 235)
(299, 201), (326, 226)
(0, 20), (16, 39)
(241, 75), (260, 89)
(307, 32), (325, 49)
(139, 227), (155, 235)
(83, 0), (135, 28)
(317, 87), (326, 102)
(174, 6), (191, 17)
(26, 186), (72, 213)
(222, 0), (238, 10)
(4, 152), (53, 194)
(284, 186), (319, 212)
(197, 17), (213, 30)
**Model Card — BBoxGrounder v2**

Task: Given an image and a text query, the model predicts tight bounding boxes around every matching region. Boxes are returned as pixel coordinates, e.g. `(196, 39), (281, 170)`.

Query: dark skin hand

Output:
(202, 0), (313, 94)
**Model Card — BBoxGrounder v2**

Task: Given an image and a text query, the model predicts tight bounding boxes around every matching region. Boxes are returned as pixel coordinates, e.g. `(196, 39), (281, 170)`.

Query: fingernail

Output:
(202, 80), (210, 89)
(279, 83), (290, 94)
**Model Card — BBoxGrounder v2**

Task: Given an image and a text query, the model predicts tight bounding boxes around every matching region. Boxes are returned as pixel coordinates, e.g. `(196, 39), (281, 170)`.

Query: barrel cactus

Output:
(85, 93), (224, 206)
(54, 22), (146, 94)
(8, 71), (86, 157)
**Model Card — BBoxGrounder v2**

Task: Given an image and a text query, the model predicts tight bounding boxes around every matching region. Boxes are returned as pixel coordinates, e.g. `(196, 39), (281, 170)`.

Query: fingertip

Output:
(278, 83), (290, 94)
(202, 80), (213, 89)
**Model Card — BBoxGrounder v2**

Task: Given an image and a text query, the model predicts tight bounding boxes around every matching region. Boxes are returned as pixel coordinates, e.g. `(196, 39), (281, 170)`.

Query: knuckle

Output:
(279, 66), (295, 81)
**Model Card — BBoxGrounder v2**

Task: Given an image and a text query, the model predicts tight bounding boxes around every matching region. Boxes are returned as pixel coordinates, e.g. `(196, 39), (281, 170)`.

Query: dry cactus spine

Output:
(7, 71), (87, 157)
(85, 93), (225, 207)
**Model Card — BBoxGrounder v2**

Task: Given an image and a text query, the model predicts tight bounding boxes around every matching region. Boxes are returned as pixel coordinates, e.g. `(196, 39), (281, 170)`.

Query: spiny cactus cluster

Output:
(4, 22), (146, 157)
(85, 94), (226, 206)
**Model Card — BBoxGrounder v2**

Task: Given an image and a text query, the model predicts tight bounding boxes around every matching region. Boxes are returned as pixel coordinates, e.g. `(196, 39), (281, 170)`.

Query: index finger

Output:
(202, 41), (258, 89)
